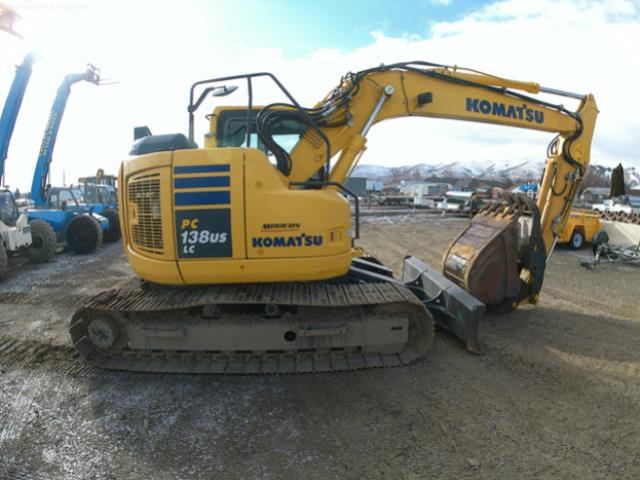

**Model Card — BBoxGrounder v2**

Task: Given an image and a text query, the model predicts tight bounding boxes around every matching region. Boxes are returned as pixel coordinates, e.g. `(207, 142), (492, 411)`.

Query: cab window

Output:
(49, 189), (75, 209)
(85, 188), (98, 204)
(0, 191), (17, 224)
(71, 189), (85, 203)
(216, 109), (307, 162)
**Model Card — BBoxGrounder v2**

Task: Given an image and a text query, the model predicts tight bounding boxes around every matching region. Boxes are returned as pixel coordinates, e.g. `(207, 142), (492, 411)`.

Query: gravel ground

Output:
(1, 214), (639, 479)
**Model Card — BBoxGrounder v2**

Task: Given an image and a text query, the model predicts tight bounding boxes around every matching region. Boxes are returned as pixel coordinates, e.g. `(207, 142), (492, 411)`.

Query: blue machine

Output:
(74, 182), (120, 242)
(27, 65), (109, 254)
(515, 181), (539, 200)
(0, 53), (36, 185)
(0, 53), (58, 274)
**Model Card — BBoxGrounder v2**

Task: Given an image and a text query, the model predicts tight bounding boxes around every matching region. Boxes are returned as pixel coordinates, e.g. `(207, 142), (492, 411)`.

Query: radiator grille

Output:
(128, 173), (163, 254)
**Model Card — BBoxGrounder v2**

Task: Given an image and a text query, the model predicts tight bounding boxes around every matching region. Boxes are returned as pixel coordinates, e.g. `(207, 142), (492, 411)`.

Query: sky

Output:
(0, 0), (639, 191)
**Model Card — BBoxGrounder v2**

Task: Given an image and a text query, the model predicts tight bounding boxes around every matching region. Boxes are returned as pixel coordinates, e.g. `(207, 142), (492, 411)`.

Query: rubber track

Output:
(70, 282), (435, 374)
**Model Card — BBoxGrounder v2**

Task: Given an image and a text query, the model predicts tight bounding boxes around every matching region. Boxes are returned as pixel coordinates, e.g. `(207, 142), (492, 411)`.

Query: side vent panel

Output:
(128, 173), (164, 255)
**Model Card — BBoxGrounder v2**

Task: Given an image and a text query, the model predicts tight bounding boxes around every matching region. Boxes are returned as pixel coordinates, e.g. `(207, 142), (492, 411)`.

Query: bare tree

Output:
(389, 168), (403, 184)
(582, 167), (609, 189)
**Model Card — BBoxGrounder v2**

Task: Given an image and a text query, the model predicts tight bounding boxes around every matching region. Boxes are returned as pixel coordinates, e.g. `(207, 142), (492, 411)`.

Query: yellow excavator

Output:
(71, 61), (597, 373)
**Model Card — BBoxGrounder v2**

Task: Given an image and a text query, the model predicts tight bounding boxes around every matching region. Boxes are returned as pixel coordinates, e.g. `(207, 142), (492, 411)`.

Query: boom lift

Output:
(71, 61), (597, 373)
(0, 53), (56, 279)
(27, 65), (110, 254)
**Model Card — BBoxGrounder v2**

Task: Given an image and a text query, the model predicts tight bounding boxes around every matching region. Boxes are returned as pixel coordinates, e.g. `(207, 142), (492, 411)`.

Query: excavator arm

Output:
(252, 62), (597, 311)
(284, 65), (583, 184)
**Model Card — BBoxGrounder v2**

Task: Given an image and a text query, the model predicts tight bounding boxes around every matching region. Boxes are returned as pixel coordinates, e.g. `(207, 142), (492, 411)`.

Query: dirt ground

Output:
(1, 213), (639, 479)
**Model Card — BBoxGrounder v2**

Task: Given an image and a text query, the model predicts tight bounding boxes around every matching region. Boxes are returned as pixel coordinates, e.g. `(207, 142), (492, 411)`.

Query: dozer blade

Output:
(402, 256), (485, 353)
(350, 257), (484, 352)
(442, 193), (547, 311)
(344, 257), (485, 352)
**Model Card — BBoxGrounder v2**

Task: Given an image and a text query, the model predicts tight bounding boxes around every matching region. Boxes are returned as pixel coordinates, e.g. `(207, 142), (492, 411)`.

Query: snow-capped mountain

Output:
(353, 160), (640, 188)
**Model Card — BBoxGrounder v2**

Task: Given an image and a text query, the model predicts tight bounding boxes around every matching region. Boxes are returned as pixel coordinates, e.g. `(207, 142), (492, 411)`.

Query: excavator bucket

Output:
(442, 194), (546, 312)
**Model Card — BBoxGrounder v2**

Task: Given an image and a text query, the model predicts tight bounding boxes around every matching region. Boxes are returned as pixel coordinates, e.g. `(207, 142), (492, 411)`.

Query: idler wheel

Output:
(87, 315), (120, 350)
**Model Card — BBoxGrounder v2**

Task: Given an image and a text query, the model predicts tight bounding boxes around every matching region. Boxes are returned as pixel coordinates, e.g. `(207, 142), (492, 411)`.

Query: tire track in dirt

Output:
(0, 335), (97, 377)
(0, 291), (98, 377)
(0, 291), (93, 310)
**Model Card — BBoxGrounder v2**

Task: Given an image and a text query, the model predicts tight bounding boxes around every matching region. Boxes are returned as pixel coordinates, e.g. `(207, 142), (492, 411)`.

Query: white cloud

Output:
(0, 0), (638, 191)
(430, 0), (453, 5)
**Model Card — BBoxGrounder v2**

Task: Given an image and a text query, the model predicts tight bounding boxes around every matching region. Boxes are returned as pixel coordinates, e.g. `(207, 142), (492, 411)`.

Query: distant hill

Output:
(353, 160), (640, 188)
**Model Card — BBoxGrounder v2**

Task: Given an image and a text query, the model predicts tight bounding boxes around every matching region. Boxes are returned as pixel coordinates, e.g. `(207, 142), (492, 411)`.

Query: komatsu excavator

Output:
(71, 61), (597, 373)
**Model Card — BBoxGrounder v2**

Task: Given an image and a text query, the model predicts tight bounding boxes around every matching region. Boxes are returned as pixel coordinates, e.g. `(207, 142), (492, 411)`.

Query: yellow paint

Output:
(121, 147), (352, 284)
(557, 210), (601, 245)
